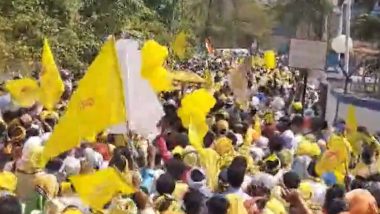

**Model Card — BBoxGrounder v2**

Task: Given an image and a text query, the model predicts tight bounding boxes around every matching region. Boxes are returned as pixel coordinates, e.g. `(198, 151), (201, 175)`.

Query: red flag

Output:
(205, 38), (214, 54)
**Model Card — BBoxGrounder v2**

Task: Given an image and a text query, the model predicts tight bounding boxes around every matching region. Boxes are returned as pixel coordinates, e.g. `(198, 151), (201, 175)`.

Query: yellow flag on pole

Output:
(5, 78), (40, 107)
(188, 117), (209, 151)
(254, 116), (261, 135)
(172, 31), (187, 60)
(69, 168), (135, 211)
(40, 39), (64, 110)
(346, 104), (358, 133)
(42, 37), (126, 163)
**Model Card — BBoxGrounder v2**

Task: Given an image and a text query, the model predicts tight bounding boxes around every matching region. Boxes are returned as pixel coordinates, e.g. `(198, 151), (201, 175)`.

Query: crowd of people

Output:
(0, 50), (380, 214)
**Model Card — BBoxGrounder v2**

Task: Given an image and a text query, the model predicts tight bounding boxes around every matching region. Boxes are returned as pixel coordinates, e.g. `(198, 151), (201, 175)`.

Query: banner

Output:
(110, 40), (164, 136)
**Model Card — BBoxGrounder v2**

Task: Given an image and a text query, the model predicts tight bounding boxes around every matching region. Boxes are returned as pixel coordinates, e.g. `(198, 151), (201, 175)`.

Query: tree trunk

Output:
(344, 76), (349, 94)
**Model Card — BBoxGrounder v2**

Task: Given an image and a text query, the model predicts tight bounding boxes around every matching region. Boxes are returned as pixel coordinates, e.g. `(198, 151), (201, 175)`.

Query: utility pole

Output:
(344, 0), (352, 93)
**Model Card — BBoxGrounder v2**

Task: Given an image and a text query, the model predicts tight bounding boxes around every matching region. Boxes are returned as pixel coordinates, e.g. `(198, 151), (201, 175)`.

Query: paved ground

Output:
(325, 83), (380, 132)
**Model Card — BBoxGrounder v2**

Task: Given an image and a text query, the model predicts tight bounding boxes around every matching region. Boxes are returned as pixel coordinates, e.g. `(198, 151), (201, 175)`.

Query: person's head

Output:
(156, 173), (176, 195)
(207, 196), (229, 214)
(324, 184), (346, 210)
(183, 189), (205, 214)
(230, 156), (248, 171)
(362, 145), (376, 165)
(325, 198), (348, 214)
(351, 177), (367, 190)
(283, 171), (301, 189)
(203, 131), (216, 148)
(307, 159), (318, 178)
(0, 195), (22, 214)
(165, 158), (187, 181)
(190, 168), (206, 183)
(226, 132), (238, 146)
(227, 165), (245, 189)
(291, 115), (304, 133)
(268, 135), (285, 152)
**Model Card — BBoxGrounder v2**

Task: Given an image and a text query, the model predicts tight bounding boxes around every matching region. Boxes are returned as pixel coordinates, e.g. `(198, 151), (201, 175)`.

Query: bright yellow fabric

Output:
(316, 135), (351, 180)
(265, 197), (286, 214)
(177, 89), (215, 150)
(172, 31), (187, 60)
(141, 40), (173, 92)
(0, 171), (17, 192)
(5, 78), (40, 107)
(69, 168), (134, 211)
(39, 38), (64, 110)
(199, 148), (220, 190)
(204, 69), (214, 90)
(264, 51), (276, 69)
(254, 116), (261, 137)
(346, 104), (358, 133)
(226, 194), (248, 214)
(173, 182), (189, 201)
(297, 140), (321, 157)
(42, 38), (126, 163)
(188, 118), (208, 151)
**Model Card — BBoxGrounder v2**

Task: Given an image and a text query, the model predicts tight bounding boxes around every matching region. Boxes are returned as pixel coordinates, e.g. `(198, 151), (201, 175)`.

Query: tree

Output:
(0, 0), (169, 74)
(274, 0), (333, 40)
(182, 0), (275, 48)
(352, 14), (380, 42)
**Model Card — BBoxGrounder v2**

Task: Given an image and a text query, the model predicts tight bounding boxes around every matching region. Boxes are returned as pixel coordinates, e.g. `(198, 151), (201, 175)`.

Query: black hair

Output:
(350, 177), (367, 190)
(230, 156), (248, 171)
(183, 189), (205, 214)
(109, 146), (134, 171)
(368, 184), (380, 209)
(307, 159), (318, 178)
(207, 196), (229, 214)
(291, 115), (304, 127)
(191, 169), (205, 182)
(362, 145), (375, 165)
(45, 158), (63, 173)
(227, 165), (245, 188)
(325, 198), (348, 214)
(203, 131), (216, 148)
(268, 135), (284, 152)
(156, 173), (176, 195)
(108, 153), (127, 172)
(226, 132), (237, 146)
(0, 195), (22, 214)
(165, 158), (187, 181)
(283, 171), (301, 189)
(323, 184), (345, 210)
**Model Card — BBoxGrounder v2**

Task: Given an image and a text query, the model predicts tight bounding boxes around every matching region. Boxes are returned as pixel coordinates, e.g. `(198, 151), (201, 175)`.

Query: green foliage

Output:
(274, 0), (332, 39)
(0, 0), (277, 74)
(353, 14), (380, 42)
(0, 0), (168, 74)
(182, 0), (275, 48)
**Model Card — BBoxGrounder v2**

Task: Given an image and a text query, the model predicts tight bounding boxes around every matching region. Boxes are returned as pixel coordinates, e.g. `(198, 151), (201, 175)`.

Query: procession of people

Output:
(0, 37), (379, 214)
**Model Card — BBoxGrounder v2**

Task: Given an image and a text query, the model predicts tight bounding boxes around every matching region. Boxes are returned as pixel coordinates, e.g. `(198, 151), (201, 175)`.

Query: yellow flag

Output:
(177, 89), (216, 128)
(254, 116), (261, 136)
(204, 69), (214, 90)
(264, 50), (276, 69)
(172, 31), (187, 60)
(69, 168), (135, 211)
(40, 39), (65, 110)
(188, 118), (208, 151)
(42, 38), (126, 163)
(346, 104), (357, 133)
(5, 78), (40, 107)
(141, 40), (173, 92)
(226, 194), (248, 214)
(199, 148), (220, 190)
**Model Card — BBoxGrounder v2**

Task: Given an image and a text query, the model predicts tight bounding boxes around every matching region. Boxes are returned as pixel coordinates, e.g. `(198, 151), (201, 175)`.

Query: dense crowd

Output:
(1, 51), (380, 214)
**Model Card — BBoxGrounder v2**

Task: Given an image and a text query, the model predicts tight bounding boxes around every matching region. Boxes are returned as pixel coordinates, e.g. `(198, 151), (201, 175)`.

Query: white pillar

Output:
(344, 0), (351, 75)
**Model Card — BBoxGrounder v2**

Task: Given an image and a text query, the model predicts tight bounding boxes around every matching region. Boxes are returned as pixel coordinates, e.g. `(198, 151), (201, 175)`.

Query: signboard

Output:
(289, 39), (327, 70)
